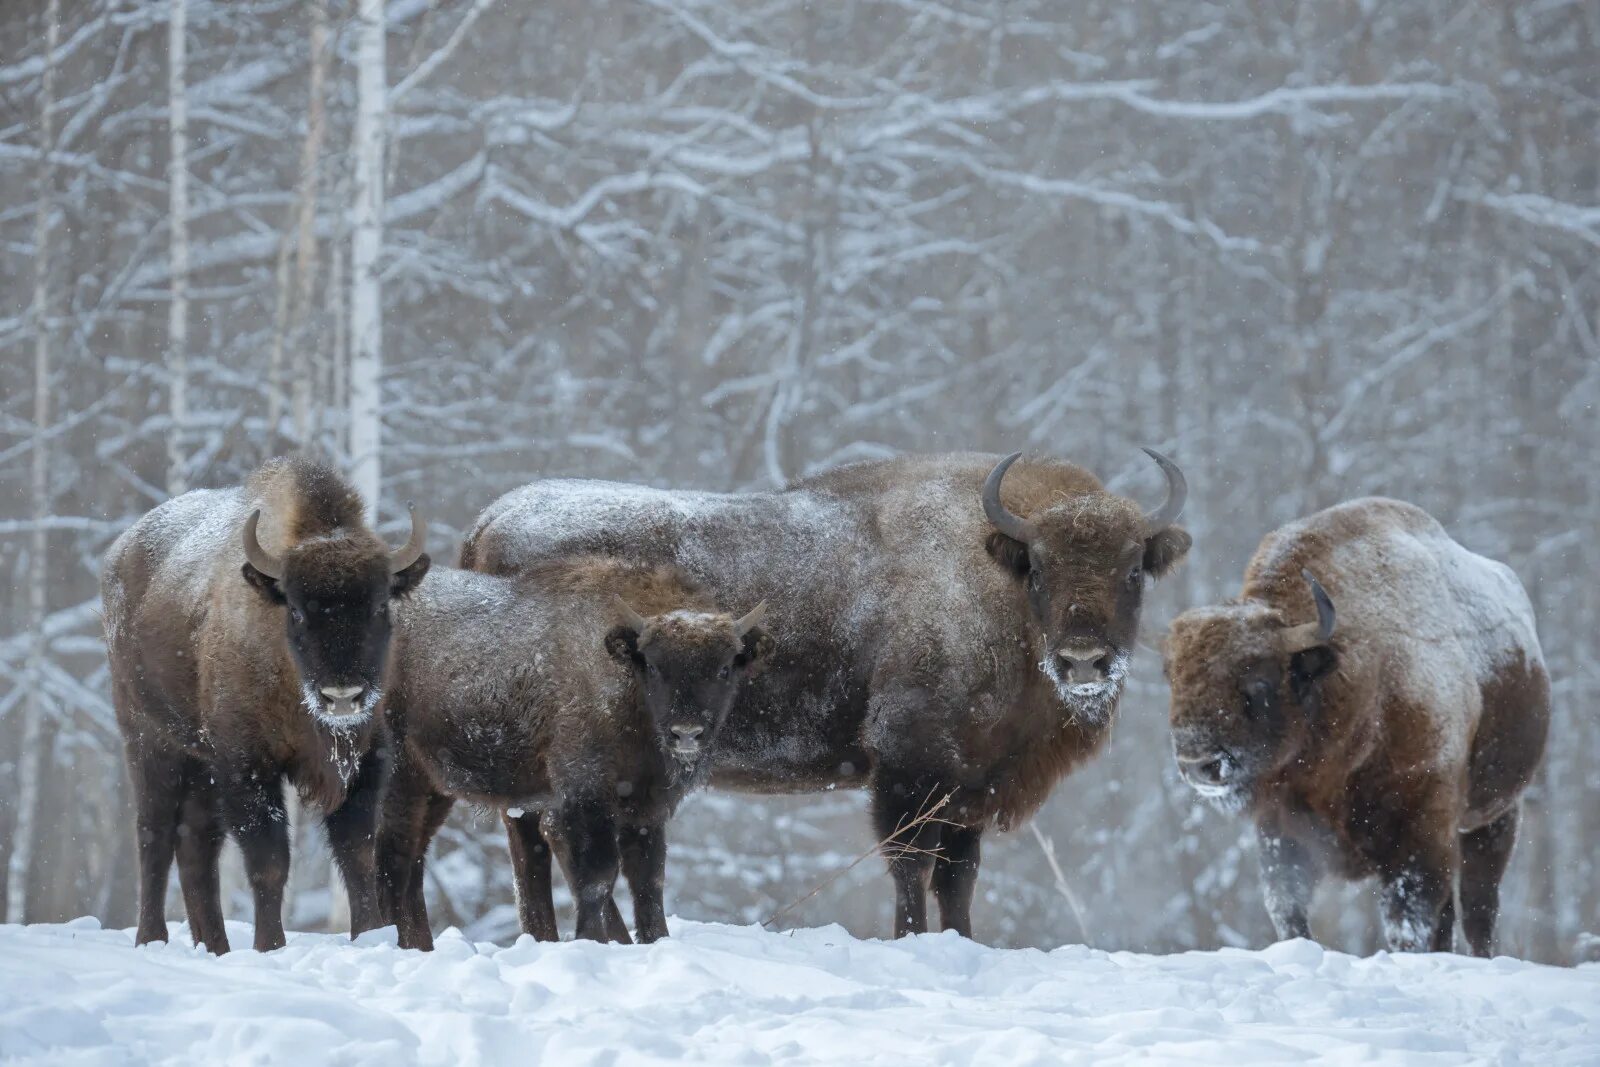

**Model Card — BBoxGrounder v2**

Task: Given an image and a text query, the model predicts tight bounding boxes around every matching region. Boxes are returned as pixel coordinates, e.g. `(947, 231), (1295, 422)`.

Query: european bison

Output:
(1164, 497), (1548, 955)
(377, 559), (772, 948)
(101, 457), (430, 952)
(461, 449), (1190, 938)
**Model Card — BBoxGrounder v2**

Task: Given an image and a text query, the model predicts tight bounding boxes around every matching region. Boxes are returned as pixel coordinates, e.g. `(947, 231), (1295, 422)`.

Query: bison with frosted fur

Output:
(1164, 497), (1547, 955)
(101, 457), (430, 953)
(461, 449), (1190, 938)
(377, 558), (772, 947)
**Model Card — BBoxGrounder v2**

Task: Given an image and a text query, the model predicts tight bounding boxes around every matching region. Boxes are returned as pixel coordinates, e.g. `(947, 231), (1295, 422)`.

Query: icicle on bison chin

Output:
(460, 448), (1191, 941)
(1162, 497), (1549, 956)
(376, 559), (773, 948)
(100, 456), (431, 954)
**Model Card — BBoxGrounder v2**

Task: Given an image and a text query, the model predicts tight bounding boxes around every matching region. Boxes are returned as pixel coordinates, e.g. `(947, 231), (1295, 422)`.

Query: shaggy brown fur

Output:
(377, 558), (772, 948)
(461, 450), (1189, 939)
(1164, 498), (1548, 955)
(102, 456), (430, 953)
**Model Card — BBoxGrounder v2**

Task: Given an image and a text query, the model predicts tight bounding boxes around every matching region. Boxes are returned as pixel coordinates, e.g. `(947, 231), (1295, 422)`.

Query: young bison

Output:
(1164, 497), (1548, 956)
(377, 559), (772, 948)
(101, 457), (430, 953)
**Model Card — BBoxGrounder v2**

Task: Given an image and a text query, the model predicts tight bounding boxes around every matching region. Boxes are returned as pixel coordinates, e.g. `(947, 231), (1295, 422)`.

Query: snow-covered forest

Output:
(0, 0), (1596, 964)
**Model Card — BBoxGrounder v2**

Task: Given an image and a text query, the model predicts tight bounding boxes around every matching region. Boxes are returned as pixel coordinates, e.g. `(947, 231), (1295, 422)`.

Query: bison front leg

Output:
(618, 822), (669, 944)
(503, 810), (559, 942)
(1256, 823), (1319, 943)
(323, 746), (387, 938)
(1377, 836), (1458, 954)
(871, 769), (943, 938)
(221, 766), (292, 952)
(550, 801), (624, 942)
(931, 823), (982, 939)
(174, 767), (229, 954)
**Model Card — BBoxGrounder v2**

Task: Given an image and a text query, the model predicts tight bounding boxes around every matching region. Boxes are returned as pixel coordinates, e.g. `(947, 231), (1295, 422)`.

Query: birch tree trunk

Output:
(291, 0), (330, 446)
(349, 0), (386, 519)
(166, 0), (189, 495)
(8, 0), (61, 924)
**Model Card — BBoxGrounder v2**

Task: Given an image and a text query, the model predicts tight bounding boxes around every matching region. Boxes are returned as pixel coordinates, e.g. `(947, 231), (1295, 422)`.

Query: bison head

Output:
(983, 448), (1191, 722)
(1163, 570), (1339, 811)
(606, 600), (774, 774)
(240, 505), (431, 727)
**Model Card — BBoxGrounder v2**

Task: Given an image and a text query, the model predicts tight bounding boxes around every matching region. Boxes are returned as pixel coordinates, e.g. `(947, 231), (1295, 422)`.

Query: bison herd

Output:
(100, 449), (1549, 958)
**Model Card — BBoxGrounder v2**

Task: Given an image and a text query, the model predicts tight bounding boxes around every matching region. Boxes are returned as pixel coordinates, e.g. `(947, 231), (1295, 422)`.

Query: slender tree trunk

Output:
(349, 0), (386, 518)
(9, 0), (61, 925)
(166, 0), (189, 494)
(291, 0), (330, 446)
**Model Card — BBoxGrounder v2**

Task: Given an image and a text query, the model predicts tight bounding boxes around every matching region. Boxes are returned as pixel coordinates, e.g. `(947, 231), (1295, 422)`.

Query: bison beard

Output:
(461, 449), (1189, 940)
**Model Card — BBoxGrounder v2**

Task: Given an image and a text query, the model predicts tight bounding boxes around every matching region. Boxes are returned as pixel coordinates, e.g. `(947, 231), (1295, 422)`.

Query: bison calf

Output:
(101, 457), (430, 953)
(377, 559), (772, 948)
(1164, 497), (1547, 955)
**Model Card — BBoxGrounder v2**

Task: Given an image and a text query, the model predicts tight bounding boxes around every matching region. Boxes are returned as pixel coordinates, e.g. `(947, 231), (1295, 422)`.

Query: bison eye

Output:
(289, 607), (305, 625)
(1126, 566), (1143, 587)
(717, 665), (731, 680)
(646, 662), (660, 677)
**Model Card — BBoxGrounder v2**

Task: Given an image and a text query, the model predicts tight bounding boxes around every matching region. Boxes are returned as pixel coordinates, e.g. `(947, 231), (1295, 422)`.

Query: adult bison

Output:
(1163, 497), (1548, 956)
(102, 456), (430, 953)
(462, 449), (1190, 938)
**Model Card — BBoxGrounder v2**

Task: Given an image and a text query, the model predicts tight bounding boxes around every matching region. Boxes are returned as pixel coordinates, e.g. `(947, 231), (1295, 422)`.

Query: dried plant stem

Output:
(1029, 819), (1091, 945)
(762, 791), (955, 930)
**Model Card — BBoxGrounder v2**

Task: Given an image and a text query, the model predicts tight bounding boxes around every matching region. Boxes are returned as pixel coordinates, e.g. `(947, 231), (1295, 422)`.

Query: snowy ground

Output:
(3, 918), (1597, 1066)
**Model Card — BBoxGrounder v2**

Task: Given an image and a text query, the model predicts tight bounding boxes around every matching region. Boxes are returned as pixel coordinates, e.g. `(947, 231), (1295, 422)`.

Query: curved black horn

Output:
(388, 502), (427, 574)
(1281, 569), (1336, 652)
(613, 596), (650, 634)
(1303, 568), (1336, 643)
(1140, 447), (1187, 531)
(242, 509), (285, 581)
(981, 452), (1035, 542)
(733, 601), (768, 638)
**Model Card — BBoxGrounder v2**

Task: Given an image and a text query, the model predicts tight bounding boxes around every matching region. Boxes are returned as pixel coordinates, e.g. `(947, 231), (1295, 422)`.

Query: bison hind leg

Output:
(1461, 806), (1519, 957)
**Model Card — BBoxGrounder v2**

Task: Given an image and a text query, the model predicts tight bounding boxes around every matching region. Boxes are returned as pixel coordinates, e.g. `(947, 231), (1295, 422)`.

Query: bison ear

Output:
(985, 531), (1030, 578)
(241, 562), (286, 604)
(1288, 645), (1338, 706)
(1143, 526), (1192, 579)
(605, 625), (643, 667)
(735, 626), (776, 675)
(389, 552), (431, 599)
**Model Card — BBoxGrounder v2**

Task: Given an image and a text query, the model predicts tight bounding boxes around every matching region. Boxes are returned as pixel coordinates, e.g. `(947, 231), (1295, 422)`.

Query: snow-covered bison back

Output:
(1164, 497), (1548, 956)
(462, 450), (1190, 938)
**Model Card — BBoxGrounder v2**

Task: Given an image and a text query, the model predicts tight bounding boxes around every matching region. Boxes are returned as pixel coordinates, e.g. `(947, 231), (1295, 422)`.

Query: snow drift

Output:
(2, 918), (1596, 1065)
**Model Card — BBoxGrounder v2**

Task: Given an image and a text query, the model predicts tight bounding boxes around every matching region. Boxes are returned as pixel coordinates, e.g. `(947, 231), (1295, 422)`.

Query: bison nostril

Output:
(1092, 654), (1113, 674)
(671, 725), (704, 740)
(320, 685), (364, 702)
(1197, 756), (1228, 784)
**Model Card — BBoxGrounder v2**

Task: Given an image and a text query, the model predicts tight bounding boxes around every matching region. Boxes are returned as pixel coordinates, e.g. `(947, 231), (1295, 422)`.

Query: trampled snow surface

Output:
(3, 919), (1597, 1066)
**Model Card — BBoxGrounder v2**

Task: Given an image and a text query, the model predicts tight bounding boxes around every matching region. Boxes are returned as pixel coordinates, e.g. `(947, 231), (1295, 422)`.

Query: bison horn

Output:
(242, 510), (285, 581)
(388, 502), (427, 574)
(613, 596), (651, 634)
(982, 452), (1035, 543)
(733, 601), (768, 638)
(1281, 568), (1336, 652)
(1139, 448), (1187, 532)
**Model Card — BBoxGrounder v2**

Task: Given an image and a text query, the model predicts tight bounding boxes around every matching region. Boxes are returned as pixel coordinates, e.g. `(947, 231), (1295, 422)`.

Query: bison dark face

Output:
(1164, 571), (1338, 811)
(240, 506), (431, 727)
(984, 449), (1191, 722)
(606, 601), (774, 773)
